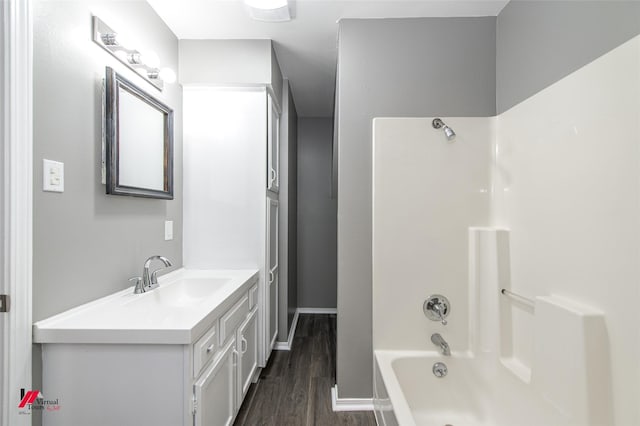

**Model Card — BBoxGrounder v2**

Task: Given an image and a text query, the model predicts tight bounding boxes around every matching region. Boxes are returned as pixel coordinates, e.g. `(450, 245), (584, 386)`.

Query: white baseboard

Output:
(251, 368), (261, 383)
(273, 309), (300, 351)
(273, 307), (336, 351)
(331, 385), (374, 412)
(297, 307), (337, 314)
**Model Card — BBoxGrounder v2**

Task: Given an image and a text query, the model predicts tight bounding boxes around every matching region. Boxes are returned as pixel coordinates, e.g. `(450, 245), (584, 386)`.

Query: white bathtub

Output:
(374, 350), (570, 426)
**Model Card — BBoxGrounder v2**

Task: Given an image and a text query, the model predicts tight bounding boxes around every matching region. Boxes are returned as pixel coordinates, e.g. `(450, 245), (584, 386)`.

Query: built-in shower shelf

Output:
(500, 356), (531, 383)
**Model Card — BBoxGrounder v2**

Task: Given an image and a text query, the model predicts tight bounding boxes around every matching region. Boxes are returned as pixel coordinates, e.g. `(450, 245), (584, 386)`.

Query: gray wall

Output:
(278, 80), (299, 341)
(32, 2), (182, 422)
(298, 118), (337, 309)
(497, 0), (640, 113)
(336, 17), (496, 398)
(286, 86), (299, 330)
(179, 39), (271, 85)
(33, 0), (182, 323)
(179, 39), (283, 107)
(271, 46), (284, 110)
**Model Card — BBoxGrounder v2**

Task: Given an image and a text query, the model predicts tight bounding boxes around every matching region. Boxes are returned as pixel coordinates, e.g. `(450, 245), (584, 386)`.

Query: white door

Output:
(194, 338), (237, 426)
(1, 1), (32, 425)
(266, 95), (280, 193)
(266, 197), (279, 353)
(269, 272), (278, 349)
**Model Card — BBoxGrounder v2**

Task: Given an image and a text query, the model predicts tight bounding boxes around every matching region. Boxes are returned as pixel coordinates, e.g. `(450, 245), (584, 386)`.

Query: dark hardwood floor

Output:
(234, 314), (377, 426)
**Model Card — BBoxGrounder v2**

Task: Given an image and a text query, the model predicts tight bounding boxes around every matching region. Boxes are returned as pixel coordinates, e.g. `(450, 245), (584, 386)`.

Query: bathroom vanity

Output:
(33, 268), (259, 426)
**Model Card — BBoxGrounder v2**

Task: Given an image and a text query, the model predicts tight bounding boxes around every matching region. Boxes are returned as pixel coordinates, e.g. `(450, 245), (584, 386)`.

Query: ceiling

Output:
(148, 0), (509, 117)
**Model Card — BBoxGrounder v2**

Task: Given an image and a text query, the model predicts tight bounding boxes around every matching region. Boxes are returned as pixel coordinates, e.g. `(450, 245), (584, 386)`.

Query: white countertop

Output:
(33, 268), (259, 345)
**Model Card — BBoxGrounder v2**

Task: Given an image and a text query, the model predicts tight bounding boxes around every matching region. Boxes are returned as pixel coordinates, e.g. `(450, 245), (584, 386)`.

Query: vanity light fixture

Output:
(243, 0), (291, 22)
(92, 16), (176, 91)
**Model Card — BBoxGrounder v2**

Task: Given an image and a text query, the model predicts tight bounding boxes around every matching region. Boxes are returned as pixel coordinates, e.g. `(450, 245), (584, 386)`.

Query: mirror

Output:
(104, 67), (174, 199)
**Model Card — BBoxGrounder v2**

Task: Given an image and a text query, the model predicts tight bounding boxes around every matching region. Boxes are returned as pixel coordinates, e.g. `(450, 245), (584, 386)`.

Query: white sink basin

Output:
(33, 268), (258, 345)
(126, 278), (232, 309)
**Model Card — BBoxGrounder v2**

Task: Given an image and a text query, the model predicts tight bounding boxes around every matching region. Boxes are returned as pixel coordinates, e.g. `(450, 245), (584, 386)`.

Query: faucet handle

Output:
(129, 276), (144, 294)
(432, 304), (448, 325)
(150, 268), (166, 286)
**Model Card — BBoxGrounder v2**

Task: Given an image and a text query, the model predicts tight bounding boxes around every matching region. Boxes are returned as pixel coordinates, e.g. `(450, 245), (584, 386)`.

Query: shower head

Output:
(432, 118), (456, 142)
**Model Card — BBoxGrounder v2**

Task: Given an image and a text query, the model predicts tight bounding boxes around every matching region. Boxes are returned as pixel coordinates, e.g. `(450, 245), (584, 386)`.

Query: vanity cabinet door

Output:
(194, 338), (237, 426)
(237, 308), (258, 403)
(267, 95), (280, 193)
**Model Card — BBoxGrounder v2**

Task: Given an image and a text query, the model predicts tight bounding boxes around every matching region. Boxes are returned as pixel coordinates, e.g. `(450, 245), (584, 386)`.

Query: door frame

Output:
(1, 0), (33, 425)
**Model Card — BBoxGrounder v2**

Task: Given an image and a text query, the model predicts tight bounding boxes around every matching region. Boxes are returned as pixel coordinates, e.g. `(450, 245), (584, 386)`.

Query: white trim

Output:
(297, 307), (337, 314)
(180, 84), (281, 114)
(331, 385), (374, 412)
(273, 309), (299, 351)
(2, 0), (32, 425)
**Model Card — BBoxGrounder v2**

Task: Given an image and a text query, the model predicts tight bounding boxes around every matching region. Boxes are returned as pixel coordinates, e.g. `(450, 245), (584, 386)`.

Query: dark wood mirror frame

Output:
(105, 66), (174, 199)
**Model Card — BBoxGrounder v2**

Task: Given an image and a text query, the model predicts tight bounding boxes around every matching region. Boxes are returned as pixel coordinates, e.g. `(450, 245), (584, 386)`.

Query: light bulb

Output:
(100, 32), (117, 46)
(159, 68), (176, 84)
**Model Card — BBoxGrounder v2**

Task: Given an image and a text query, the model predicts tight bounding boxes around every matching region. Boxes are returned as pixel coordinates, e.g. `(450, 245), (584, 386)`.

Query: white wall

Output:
(372, 118), (492, 351)
(493, 35), (640, 426)
(183, 88), (266, 270)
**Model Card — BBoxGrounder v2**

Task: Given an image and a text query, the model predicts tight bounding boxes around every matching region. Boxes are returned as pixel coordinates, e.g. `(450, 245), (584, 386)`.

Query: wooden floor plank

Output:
(233, 314), (376, 426)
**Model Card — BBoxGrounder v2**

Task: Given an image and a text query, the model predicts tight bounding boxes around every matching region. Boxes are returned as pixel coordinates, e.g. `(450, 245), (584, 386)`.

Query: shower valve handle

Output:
(423, 295), (451, 325)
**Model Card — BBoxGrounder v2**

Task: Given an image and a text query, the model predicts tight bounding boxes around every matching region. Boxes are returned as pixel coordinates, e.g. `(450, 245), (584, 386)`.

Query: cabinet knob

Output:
(206, 343), (215, 354)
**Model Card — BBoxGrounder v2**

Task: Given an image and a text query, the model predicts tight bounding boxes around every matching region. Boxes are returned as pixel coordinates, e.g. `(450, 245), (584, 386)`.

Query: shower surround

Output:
(372, 34), (640, 426)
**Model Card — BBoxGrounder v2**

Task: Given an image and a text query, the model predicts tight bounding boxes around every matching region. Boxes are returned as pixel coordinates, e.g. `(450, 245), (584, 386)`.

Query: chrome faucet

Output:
(431, 333), (451, 356)
(132, 255), (172, 294)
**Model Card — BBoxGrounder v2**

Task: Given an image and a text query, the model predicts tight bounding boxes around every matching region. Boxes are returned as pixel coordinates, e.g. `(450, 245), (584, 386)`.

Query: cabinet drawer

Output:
(248, 284), (258, 310)
(220, 295), (249, 344)
(194, 324), (218, 377)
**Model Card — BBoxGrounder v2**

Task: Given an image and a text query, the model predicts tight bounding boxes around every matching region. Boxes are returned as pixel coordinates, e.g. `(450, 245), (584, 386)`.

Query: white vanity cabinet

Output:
(35, 270), (260, 426)
(194, 337), (237, 426)
(194, 306), (258, 426)
(192, 285), (259, 426)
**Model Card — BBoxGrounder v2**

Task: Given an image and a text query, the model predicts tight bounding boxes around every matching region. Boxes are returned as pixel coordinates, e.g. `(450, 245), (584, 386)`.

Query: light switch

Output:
(164, 220), (174, 241)
(43, 159), (64, 193)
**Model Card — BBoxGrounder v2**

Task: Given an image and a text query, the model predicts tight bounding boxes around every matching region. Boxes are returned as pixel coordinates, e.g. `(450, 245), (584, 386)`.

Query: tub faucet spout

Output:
(431, 333), (451, 356)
